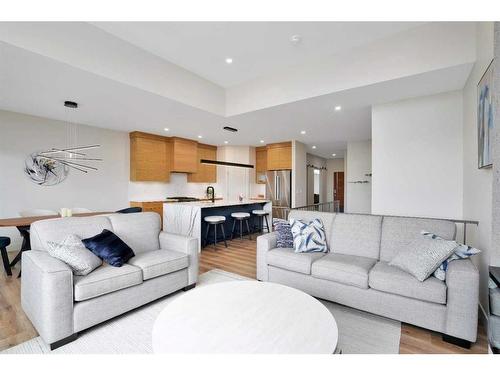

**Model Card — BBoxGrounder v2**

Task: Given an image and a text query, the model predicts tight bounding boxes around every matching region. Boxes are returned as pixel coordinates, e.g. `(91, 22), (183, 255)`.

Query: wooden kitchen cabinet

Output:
(187, 143), (217, 183)
(171, 137), (198, 173)
(130, 132), (170, 182)
(267, 142), (292, 170)
(255, 146), (267, 184)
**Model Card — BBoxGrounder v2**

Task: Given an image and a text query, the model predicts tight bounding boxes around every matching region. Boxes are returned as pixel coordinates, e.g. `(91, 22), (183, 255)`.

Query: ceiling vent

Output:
(223, 126), (238, 132)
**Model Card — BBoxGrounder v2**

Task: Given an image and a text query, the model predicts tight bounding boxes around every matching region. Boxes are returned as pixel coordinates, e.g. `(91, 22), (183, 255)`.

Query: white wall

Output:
(345, 141), (372, 213)
(306, 153), (327, 204)
(372, 91), (464, 219)
(463, 22), (494, 313)
(326, 158), (345, 202)
(292, 140), (307, 207)
(0, 110), (130, 250)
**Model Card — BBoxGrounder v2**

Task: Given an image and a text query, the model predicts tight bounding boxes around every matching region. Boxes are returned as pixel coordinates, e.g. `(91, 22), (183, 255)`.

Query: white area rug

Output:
(3, 269), (400, 354)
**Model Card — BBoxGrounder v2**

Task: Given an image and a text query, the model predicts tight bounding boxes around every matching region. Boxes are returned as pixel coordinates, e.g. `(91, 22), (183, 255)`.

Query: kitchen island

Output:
(163, 200), (272, 252)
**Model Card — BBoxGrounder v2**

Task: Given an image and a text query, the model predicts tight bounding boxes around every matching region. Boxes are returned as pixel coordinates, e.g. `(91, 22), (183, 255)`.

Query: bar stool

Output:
(204, 216), (227, 249)
(231, 212), (252, 241)
(0, 236), (12, 276)
(252, 209), (270, 234)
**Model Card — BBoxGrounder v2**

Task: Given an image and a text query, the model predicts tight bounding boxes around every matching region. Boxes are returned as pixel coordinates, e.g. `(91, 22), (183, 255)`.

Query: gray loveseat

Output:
(257, 210), (479, 347)
(21, 212), (198, 349)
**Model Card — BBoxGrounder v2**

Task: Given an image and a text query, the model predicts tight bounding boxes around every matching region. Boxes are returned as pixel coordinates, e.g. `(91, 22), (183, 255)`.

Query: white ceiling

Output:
(0, 22), (475, 160)
(0, 41), (472, 159)
(92, 22), (424, 88)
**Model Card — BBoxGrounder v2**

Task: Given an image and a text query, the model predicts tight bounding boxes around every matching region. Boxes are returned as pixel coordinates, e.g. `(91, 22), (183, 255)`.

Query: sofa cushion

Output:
(331, 214), (383, 259)
(379, 216), (456, 262)
(369, 261), (447, 304)
(288, 210), (335, 250)
(311, 253), (377, 289)
(128, 249), (189, 280)
(266, 248), (325, 275)
(74, 263), (143, 301)
(107, 212), (161, 254)
(30, 216), (113, 252)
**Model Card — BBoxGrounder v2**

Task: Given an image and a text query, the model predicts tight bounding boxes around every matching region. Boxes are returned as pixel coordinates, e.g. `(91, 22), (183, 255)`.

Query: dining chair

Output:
(15, 209), (58, 277)
(116, 207), (142, 214)
(0, 236), (12, 276)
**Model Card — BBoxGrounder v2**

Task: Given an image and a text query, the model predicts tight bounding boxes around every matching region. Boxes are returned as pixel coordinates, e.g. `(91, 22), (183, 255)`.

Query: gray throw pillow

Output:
(47, 234), (102, 276)
(389, 235), (458, 282)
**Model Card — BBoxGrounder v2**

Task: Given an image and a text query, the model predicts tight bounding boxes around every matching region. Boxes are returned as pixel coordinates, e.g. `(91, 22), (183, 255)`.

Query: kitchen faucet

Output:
(206, 186), (215, 203)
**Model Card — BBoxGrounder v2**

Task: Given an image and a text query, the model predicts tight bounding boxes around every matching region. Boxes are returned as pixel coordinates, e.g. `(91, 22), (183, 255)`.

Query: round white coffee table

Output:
(152, 281), (338, 353)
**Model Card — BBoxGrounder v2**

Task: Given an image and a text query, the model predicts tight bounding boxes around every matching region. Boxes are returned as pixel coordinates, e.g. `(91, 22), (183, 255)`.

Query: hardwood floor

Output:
(0, 241), (488, 353)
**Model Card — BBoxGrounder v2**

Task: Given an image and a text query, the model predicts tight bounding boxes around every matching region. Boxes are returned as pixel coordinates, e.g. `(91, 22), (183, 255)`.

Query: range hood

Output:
(200, 159), (254, 169)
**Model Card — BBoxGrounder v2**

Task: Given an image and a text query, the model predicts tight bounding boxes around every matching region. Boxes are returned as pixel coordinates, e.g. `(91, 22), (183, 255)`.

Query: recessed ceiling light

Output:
(164, 127), (169, 132)
(312, 146), (317, 149)
(290, 35), (302, 44)
(197, 135), (203, 139)
(300, 130), (306, 135)
(260, 140), (265, 143)
(334, 105), (342, 111)
(225, 57), (233, 64)
(224, 141), (229, 144)
(332, 153), (337, 157)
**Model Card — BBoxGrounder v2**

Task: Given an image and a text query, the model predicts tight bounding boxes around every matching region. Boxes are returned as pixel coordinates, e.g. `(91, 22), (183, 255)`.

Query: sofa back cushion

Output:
(331, 214), (383, 259)
(288, 210), (335, 250)
(30, 216), (113, 252)
(379, 216), (456, 262)
(107, 212), (161, 254)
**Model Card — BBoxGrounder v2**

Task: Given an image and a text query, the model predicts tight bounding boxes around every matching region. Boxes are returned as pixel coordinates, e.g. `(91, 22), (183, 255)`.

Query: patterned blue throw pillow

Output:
(290, 218), (328, 253)
(273, 219), (294, 248)
(421, 230), (480, 281)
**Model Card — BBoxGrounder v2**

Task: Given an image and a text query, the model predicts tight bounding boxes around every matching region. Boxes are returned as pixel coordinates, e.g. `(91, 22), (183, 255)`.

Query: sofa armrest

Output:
(159, 232), (198, 285)
(21, 250), (74, 344)
(256, 232), (278, 281)
(445, 258), (479, 342)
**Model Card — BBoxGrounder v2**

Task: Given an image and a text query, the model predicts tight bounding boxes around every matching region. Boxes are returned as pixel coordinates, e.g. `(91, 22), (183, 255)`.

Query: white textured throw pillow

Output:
(421, 230), (481, 281)
(389, 235), (458, 282)
(290, 218), (328, 253)
(47, 234), (102, 276)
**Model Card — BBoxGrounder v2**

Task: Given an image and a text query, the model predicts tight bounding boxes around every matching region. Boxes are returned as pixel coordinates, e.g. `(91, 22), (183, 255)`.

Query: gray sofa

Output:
(257, 210), (479, 347)
(21, 212), (198, 349)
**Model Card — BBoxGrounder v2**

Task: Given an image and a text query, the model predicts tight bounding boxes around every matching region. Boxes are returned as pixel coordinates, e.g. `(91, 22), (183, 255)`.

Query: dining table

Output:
(0, 211), (111, 276)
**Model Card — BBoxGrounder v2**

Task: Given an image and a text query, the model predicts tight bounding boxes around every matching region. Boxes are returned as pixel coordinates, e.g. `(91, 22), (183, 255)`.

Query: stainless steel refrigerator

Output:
(265, 170), (292, 219)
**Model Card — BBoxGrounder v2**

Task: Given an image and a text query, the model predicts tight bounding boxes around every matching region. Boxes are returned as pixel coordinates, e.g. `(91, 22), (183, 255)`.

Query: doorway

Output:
(334, 172), (344, 212)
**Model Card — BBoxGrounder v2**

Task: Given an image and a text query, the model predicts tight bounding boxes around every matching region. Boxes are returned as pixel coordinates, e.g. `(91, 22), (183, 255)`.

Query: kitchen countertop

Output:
(164, 199), (270, 208)
(130, 197), (223, 203)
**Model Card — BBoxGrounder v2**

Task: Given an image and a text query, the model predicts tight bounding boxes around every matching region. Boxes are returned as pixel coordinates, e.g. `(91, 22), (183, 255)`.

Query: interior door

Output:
(334, 172), (345, 212)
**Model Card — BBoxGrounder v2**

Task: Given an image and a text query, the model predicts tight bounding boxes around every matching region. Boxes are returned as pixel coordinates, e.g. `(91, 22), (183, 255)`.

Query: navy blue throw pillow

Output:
(82, 229), (135, 267)
(273, 219), (294, 248)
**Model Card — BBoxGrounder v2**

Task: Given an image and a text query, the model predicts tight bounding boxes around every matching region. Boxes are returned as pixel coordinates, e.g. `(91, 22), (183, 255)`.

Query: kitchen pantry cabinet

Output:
(255, 146), (267, 184)
(266, 142), (292, 170)
(187, 143), (217, 183)
(130, 132), (170, 182)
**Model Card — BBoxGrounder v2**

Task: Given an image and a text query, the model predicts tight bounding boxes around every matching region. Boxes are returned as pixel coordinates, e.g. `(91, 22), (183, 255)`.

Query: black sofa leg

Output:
(442, 334), (472, 349)
(50, 333), (78, 350)
(182, 283), (196, 292)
